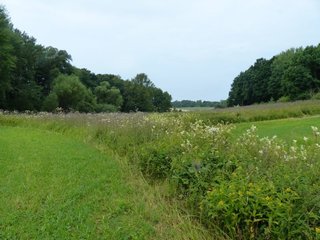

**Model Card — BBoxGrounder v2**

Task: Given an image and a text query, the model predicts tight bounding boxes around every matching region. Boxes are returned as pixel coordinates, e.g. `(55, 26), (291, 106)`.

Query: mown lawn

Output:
(234, 115), (320, 143)
(0, 126), (161, 239)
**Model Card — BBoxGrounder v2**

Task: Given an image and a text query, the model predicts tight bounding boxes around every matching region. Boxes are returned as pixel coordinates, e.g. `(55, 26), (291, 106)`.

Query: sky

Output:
(1, 0), (320, 101)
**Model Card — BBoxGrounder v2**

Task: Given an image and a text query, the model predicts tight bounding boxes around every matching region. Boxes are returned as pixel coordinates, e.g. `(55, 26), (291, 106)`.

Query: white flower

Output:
(208, 127), (219, 134)
(251, 125), (257, 131)
(311, 126), (318, 132)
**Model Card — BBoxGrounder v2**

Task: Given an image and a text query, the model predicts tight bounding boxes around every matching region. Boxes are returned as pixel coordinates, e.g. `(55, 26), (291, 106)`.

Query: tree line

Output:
(172, 100), (227, 108)
(0, 6), (172, 112)
(228, 44), (320, 106)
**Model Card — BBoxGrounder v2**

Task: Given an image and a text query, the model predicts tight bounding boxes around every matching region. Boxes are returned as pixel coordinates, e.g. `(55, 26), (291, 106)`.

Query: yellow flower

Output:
(316, 227), (320, 234)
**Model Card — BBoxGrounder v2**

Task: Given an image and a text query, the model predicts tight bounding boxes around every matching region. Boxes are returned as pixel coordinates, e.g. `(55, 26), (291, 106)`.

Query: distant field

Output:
(176, 100), (320, 124)
(176, 107), (215, 111)
(177, 100), (320, 114)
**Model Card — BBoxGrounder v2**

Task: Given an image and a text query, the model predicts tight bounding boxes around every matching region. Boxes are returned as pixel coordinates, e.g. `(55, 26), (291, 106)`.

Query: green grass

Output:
(234, 115), (320, 143)
(0, 126), (211, 239)
(2, 101), (320, 239)
(0, 126), (152, 239)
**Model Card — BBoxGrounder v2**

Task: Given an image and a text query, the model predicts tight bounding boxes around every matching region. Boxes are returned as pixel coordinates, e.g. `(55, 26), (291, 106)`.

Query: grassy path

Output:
(0, 126), (153, 239)
(0, 126), (209, 239)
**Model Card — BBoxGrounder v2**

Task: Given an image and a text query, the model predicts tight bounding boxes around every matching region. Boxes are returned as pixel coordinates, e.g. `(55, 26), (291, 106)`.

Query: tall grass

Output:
(182, 100), (320, 124)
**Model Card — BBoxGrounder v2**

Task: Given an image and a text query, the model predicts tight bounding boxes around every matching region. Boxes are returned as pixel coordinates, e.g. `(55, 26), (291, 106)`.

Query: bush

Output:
(200, 177), (314, 239)
(196, 125), (320, 239)
(95, 103), (117, 113)
(132, 115), (320, 239)
(139, 142), (181, 179)
(311, 92), (320, 100)
(277, 96), (290, 103)
(51, 74), (96, 112)
(42, 93), (58, 112)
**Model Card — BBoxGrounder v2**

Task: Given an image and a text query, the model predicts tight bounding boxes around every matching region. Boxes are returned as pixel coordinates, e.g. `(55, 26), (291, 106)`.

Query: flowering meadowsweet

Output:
(311, 126), (320, 137)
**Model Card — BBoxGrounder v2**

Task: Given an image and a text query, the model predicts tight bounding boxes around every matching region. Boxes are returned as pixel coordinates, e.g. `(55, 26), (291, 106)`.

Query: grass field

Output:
(0, 126), (153, 239)
(0, 126), (210, 239)
(1, 101), (320, 239)
(234, 115), (320, 143)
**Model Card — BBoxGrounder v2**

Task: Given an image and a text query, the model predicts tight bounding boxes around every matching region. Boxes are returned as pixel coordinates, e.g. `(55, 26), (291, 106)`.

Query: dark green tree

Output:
(94, 81), (123, 110)
(0, 6), (172, 113)
(74, 68), (98, 90)
(6, 30), (42, 110)
(228, 45), (320, 106)
(282, 65), (314, 100)
(0, 6), (15, 108)
(96, 74), (125, 92)
(49, 74), (95, 112)
(268, 49), (298, 101)
(122, 81), (153, 112)
(152, 88), (172, 112)
(122, 73), (156, 112)
(35, 46), (73, 96)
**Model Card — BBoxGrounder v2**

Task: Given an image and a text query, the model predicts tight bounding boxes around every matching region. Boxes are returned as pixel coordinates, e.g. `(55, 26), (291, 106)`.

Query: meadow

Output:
(1, 100), (320, 239)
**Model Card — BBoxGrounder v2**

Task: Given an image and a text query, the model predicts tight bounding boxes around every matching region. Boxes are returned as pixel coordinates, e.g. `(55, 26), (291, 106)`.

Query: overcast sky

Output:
(2, 0), (320, 101)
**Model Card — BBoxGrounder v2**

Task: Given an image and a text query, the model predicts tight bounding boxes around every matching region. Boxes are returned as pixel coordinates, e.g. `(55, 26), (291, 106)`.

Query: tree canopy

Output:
(228, 45), (320, 106)
(0, 5), (172, 113)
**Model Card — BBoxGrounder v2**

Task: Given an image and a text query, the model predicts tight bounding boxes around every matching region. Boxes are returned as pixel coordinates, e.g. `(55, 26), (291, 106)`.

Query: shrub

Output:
(95, 103), (118, 113)
(135, 116), (320, 239)
(311, 92), (320, 100)
(139, 142), (181, 179)
(200, 177), (314, 239)
(277, 96), (290, 103)
(42, 93), (59, 112)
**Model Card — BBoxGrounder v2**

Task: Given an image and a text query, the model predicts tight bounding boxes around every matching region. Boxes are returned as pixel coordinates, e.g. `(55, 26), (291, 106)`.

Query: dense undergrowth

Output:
(1, 102), (320, 239)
